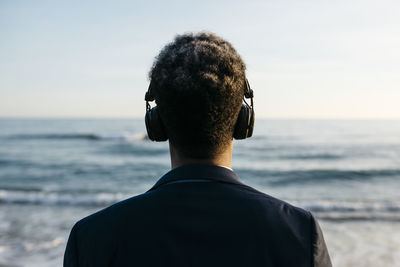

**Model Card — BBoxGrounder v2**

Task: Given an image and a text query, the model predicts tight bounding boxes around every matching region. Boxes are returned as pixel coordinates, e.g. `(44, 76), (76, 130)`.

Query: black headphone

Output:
(145, 79), (255, 141)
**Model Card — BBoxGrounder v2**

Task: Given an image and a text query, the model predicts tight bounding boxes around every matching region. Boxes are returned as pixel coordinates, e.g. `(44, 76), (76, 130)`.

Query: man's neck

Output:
(169, 141), (233, 169)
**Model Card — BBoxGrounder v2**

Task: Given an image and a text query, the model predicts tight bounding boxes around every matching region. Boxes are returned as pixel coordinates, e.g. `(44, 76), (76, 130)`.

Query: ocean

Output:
(0, 118), (399, 266)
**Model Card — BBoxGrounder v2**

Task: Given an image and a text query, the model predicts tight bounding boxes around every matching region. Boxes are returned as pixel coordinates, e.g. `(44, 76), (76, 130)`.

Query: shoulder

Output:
(232, 183), (314, 237)
(65, 192), (159, 265)
(72, 191), (154, 239)
(237, 183), (312, 219)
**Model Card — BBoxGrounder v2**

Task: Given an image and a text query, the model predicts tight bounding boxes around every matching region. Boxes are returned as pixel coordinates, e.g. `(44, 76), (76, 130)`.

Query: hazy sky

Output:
(1, 0), (399, 118)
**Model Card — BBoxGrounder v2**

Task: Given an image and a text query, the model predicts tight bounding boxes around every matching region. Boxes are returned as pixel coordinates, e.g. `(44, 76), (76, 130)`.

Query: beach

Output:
(1, 118), (399, 266)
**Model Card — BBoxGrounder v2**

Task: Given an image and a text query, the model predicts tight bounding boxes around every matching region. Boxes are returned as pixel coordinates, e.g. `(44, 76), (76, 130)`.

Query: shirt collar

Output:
(147, 164), (243, 192)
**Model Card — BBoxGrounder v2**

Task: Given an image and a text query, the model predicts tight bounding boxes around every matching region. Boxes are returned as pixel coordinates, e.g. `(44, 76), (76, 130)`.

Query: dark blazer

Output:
(64, 164), (332, 267)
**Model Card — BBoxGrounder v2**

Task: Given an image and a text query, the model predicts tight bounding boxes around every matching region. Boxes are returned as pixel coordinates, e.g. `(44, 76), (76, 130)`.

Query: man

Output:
(64, 32), (332, 267)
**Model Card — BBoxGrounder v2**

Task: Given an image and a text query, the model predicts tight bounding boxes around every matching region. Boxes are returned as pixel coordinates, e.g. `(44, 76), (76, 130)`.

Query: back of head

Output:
(149, 32), (246, 159)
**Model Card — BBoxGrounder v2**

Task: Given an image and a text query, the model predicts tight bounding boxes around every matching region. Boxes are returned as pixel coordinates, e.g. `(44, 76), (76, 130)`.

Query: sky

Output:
(1, 0), (399, 119)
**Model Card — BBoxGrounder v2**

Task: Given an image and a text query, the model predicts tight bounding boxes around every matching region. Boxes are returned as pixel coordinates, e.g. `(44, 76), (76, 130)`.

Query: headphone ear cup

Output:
(247, 107), (255, 138)
(233, 104), (255, 139)
(145, 106), (168, 141)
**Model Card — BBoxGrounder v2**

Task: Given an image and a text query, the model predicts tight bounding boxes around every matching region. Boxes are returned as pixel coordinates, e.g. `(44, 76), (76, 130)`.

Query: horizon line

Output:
(1, 116), (399, 121)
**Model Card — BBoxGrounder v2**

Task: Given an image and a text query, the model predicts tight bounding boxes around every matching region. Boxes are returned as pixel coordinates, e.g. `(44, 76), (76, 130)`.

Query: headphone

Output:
(145, 79), (255, 141)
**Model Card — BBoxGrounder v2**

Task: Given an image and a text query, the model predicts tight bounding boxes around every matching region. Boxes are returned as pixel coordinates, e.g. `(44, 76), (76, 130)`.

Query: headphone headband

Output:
(244, 79), (254, 99)
(146, 79), (252, 101)
(145, 82), (155, 102)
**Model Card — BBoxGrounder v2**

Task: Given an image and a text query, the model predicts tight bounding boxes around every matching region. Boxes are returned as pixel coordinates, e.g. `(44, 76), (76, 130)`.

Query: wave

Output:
(1, 188), (399, 213)
(5, 133), (149, 142)
(315, 214), (400, 222)
(0, 189), (130, 206)
(0, 159), (35, 167)
(295, 200), (400, 222)
(236, 168), (400, 185)
(298, 201), (400, 213)
(104, 143), (168, 156)
(279, 153), (343, 160)
(8, 133), (102, 140)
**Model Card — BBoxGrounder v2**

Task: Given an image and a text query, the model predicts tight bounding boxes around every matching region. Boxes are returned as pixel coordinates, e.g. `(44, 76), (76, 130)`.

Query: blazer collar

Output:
(147, 164), (244, 192)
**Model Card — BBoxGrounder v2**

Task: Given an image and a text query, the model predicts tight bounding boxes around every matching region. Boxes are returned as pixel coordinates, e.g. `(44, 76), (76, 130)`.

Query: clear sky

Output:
(1, 0), (399, 118)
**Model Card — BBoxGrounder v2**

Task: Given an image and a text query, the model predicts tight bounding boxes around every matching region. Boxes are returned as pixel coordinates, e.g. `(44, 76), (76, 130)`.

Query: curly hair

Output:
(149, 32), (246, 159)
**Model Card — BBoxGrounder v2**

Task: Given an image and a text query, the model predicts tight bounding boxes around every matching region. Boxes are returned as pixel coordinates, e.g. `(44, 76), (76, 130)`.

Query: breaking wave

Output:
(1, 188), (399, 221)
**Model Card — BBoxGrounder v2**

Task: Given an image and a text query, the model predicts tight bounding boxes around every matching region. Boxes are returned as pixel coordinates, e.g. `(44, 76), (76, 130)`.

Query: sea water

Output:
(0, 119), (399, 266)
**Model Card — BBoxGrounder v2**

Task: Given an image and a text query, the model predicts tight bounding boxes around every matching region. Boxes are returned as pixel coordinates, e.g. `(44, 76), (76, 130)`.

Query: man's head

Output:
(148, 32), (247, 159)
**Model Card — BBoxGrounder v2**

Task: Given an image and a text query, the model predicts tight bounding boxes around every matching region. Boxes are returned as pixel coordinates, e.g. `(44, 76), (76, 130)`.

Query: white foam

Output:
(0, 189), (130, 206)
